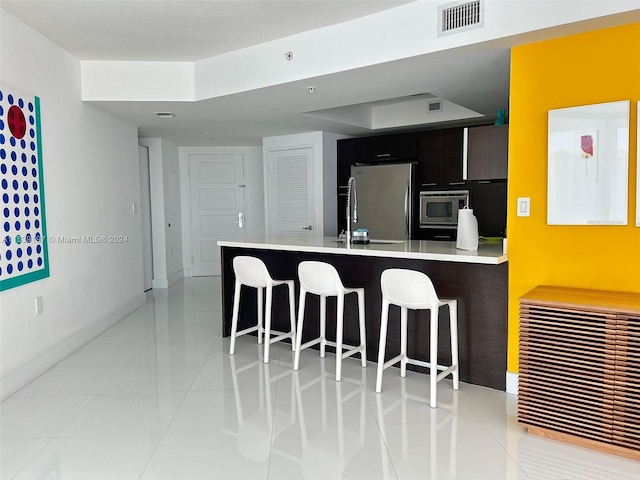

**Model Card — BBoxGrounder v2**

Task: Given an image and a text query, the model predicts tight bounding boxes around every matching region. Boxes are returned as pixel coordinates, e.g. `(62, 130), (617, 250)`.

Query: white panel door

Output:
(266, 147), (315, 238)
(189, 154), (245, 276)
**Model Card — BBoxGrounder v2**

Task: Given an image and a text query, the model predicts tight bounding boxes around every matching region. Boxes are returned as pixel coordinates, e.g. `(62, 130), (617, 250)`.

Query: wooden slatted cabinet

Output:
(519, 285), (640, 461)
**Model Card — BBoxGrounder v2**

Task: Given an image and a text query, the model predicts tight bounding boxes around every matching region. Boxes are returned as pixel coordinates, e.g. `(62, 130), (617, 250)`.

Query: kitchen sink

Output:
(330, 239), (405, 245)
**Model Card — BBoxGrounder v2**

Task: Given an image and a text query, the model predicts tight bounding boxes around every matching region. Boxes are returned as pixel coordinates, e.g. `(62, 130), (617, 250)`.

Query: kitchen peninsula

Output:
(218, 237), (508, 390)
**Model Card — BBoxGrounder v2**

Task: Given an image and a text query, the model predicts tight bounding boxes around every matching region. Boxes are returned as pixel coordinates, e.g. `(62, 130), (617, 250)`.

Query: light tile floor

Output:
(2, 277), (640, 479)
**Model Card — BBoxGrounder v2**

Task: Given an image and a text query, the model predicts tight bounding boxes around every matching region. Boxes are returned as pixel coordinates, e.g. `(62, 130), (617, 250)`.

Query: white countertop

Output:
(218, 236), (507, 265)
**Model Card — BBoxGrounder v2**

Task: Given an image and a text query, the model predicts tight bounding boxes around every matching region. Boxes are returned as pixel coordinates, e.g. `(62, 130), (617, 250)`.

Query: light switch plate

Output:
(517, 197), (530, 217)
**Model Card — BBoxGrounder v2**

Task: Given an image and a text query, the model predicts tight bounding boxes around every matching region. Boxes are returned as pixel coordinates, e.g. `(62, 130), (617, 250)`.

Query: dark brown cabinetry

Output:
(417, 128), (465, 189)
(466, 124), (508, 180)
(337, 125), (508, 239)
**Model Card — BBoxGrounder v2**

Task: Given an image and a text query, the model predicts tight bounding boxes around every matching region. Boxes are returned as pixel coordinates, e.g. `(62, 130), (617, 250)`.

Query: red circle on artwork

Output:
(7, 105), (27, 139)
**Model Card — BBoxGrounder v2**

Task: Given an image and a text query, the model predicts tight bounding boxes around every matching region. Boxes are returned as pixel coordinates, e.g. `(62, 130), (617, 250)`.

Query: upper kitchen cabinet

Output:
(366, 132), (418, 162)
(465, 124), (509, 180)
(337, 137), (368, 185)
(417, 127), (466, 189)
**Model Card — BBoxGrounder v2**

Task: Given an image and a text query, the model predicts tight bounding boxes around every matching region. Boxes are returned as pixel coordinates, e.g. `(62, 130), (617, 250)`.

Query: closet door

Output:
(265, 147), (316, 238)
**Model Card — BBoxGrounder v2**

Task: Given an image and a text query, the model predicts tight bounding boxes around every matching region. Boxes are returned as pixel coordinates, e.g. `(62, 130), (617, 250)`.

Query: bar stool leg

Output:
(229, 279), (242, 355)
(287, 282), (296, 351)
(320, 295), (327, 358)
(400, 307), (408, 378)
(257, 287), (264, 345)
(293, 288), (307, 371)
(430, 308), (439, 408)
(449, 300), (460, 390)
(357, 290), (367, 367)
(263, 285), (273, 363)
(376, 299), (390, 393)
(336, 292), (345, 381)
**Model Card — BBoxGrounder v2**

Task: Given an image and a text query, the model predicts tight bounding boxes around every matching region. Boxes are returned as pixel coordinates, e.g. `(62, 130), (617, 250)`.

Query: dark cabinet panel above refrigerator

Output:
(417, 127), (466, 189)
(365, 132), (418, 162)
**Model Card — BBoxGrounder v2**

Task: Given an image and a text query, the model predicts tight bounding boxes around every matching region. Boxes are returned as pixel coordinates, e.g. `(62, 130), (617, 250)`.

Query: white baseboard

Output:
(167, 269), (184, 287)
(152, 269), (184, 289)
(0, 292), (146, 401)
(152, 278), (168, 289)
(506, 371), (519, 396)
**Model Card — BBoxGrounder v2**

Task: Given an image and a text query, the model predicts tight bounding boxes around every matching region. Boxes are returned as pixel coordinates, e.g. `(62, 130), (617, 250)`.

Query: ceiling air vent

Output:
(427, 100), (443, 113)
(438, 0), (484, 36)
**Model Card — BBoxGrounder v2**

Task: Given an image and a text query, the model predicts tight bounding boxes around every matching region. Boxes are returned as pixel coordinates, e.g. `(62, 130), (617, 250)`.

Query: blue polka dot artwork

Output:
(0, 84), (49, 291)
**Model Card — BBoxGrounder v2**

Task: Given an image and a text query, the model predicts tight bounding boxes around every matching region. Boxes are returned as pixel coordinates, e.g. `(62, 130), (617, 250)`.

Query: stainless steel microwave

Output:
(419, 190), (469, 229)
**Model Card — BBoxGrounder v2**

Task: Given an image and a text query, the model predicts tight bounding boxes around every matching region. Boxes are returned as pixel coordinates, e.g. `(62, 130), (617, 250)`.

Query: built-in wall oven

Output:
(419, 190), (469, 230)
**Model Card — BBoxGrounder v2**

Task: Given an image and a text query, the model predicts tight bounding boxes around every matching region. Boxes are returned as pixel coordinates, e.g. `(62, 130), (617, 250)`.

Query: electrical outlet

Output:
(35, 296), (43, 315)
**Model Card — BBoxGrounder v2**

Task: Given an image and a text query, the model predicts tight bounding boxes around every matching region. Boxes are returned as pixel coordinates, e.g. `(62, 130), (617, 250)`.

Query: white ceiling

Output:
(2, 0), (639, 146)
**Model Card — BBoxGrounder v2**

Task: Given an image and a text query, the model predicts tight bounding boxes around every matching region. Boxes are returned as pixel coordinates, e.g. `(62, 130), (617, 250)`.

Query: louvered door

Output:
(518, 286), (640, 461)
(265, 147), (315, 238)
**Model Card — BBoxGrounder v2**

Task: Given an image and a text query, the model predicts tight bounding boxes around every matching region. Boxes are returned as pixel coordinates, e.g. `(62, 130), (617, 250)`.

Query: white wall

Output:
(138, 138), (184, 288)
(0, 10), (146, 399)
(179, 146), (264, 276)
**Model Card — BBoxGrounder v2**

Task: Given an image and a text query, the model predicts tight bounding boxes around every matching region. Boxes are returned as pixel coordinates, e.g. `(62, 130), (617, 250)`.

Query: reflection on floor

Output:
(2, 277), (640, 479)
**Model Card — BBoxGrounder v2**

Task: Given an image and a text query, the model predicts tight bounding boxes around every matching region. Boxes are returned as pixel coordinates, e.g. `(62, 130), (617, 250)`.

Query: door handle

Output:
(302, 225), (313, 230)
(235, 212), (244, 228)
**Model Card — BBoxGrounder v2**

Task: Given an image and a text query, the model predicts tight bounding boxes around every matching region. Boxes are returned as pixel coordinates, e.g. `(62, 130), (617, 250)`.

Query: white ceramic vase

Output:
(456, 208), (478, 251)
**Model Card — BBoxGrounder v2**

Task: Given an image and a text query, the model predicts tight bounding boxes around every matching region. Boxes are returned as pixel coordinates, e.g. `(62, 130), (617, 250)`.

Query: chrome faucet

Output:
(346, 176), (358, 244)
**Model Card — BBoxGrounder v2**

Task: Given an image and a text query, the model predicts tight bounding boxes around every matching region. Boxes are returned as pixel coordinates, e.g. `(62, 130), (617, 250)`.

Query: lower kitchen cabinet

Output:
(519, 285), (640, 460)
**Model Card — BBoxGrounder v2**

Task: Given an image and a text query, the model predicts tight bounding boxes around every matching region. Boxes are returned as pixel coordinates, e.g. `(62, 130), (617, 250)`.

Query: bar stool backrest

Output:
(380, 268), (440, 310)
(298, 261), (344, 296)
(233, 256), (270, 288)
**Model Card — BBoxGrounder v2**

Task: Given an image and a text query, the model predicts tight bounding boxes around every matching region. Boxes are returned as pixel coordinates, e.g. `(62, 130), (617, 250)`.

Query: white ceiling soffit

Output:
(305, 94), (483, 130)
(0, 0), (415, 62)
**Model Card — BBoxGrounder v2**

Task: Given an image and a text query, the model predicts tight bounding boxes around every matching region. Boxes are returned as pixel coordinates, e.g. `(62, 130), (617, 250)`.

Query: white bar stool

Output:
(293, 261), (366, 381)
(375, 268), (459, 408)
(229, 256), (296, 363)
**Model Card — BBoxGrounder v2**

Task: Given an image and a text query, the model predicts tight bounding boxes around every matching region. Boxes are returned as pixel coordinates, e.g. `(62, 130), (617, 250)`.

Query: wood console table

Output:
(519, 285), (640, 460)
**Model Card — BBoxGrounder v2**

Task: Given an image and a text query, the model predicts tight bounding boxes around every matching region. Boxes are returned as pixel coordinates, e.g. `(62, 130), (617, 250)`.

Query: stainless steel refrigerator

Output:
(349, 163), (413, 241)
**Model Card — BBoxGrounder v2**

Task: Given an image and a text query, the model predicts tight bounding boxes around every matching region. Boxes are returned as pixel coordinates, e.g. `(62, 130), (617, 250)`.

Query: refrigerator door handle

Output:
(404, 183), (409, 236)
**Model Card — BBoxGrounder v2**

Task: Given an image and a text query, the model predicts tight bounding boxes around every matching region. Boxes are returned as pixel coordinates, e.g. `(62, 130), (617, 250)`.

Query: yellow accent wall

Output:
(508, 23), (640, 373)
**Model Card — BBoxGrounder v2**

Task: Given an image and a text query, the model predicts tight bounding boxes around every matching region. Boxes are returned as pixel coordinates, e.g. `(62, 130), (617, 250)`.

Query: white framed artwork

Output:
(547, 100), (630, 225)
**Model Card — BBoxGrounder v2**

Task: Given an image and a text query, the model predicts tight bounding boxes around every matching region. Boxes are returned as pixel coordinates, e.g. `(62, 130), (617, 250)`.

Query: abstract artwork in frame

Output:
(547, 100), (629, 225)
(0, 84), (49, 291)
